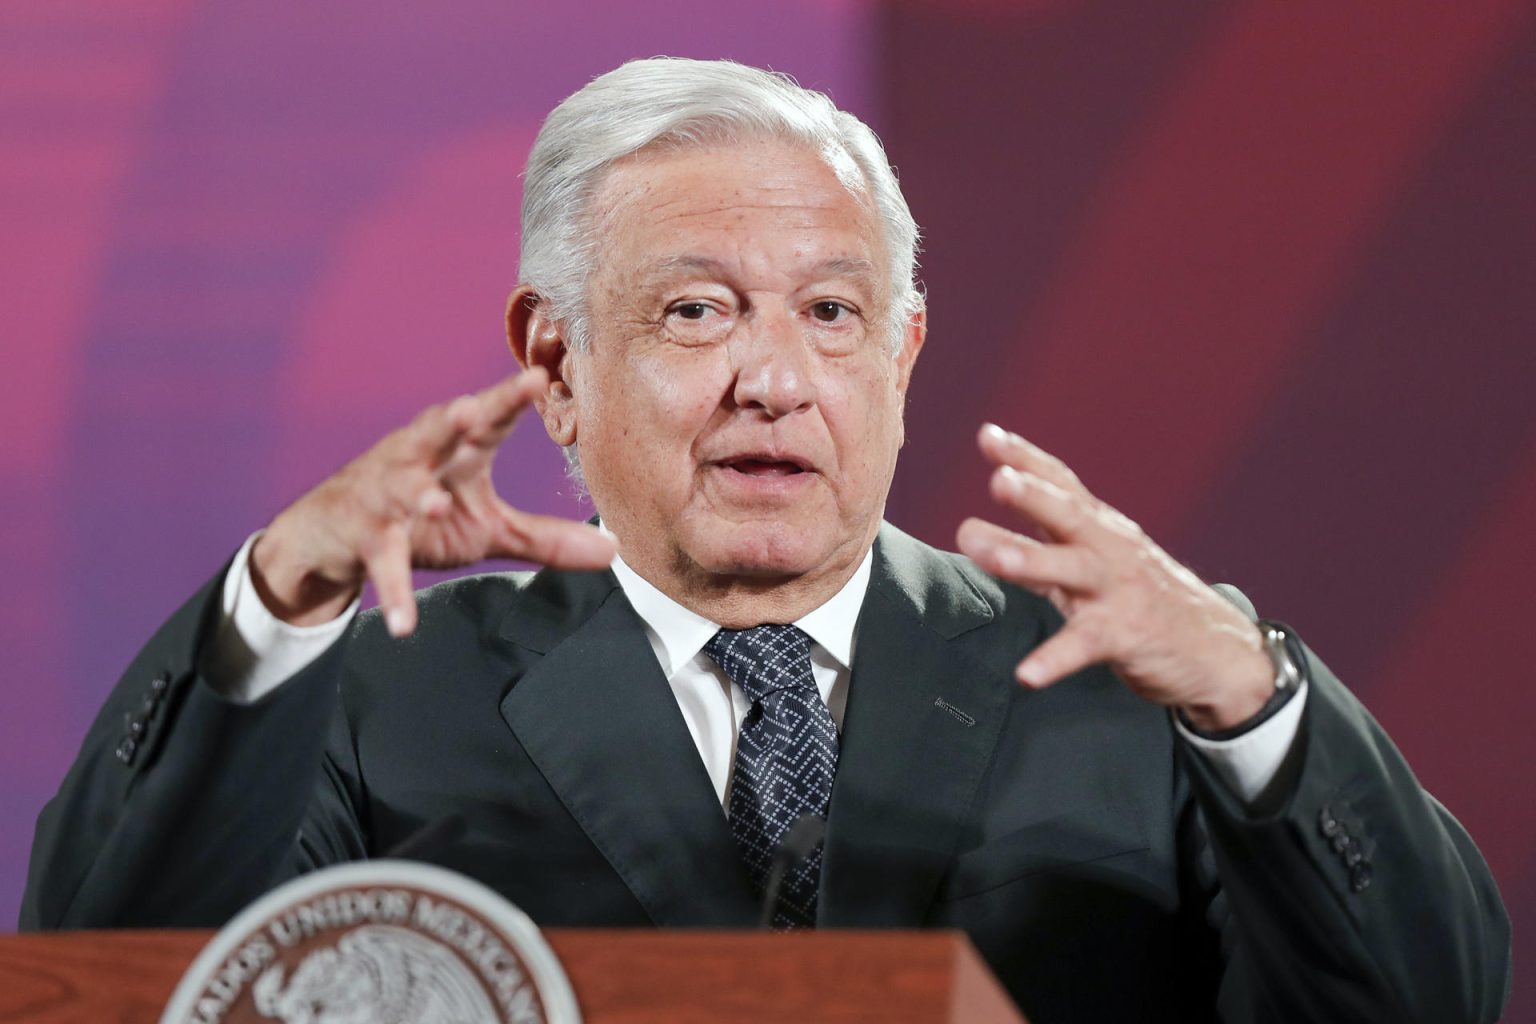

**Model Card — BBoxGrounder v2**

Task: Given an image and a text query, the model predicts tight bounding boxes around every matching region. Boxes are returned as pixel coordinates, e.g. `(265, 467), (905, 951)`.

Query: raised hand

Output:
(956, 424), (1275, 732)
(250, 369), (615, 637)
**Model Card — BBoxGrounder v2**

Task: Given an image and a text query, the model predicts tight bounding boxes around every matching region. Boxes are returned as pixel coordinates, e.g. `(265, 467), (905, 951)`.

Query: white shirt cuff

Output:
(1175, 681), (1309, 806)
(200, 532), (358, 703)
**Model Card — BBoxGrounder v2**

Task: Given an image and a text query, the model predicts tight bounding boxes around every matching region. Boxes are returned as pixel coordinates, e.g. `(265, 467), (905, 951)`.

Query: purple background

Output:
(3, 1), (1533, 1012)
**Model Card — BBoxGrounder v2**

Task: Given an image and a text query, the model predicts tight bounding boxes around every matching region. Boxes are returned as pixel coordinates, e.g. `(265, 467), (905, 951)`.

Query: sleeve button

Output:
(1349, 862), (1373, 893)
(115, 738), (138, 764)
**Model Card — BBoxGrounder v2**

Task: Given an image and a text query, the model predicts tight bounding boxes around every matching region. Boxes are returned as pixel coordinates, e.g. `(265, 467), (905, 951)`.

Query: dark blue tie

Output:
(704, 625), (838, 928)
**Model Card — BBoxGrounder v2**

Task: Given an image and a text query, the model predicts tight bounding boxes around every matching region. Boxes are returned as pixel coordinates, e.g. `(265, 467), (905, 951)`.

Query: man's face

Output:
(545, 137), (923, 611)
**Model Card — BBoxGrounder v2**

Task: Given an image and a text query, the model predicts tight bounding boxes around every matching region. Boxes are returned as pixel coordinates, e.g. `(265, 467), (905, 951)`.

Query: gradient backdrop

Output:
(3, 0), (1533, 1012)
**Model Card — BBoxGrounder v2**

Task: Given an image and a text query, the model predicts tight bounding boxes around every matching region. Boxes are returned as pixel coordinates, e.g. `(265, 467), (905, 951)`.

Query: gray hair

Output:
(518, 57), (923, 354)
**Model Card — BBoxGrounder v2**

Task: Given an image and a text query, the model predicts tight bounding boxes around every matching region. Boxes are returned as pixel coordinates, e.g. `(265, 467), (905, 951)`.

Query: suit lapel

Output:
(820, 525), (1015, 927)
(498, 570), (758, 927)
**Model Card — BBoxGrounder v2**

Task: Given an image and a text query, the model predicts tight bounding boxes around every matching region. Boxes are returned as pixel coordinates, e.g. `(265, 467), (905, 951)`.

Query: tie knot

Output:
(703, 624), (815, 703)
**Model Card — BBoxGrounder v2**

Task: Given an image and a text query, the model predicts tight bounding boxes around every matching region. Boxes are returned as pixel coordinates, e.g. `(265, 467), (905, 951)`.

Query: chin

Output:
(692, 521), (837, 579)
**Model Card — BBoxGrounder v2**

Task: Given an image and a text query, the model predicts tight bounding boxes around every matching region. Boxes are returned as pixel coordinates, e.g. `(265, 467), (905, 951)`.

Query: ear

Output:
(893, 303), (927, 398)
(505, 285), (579, 446)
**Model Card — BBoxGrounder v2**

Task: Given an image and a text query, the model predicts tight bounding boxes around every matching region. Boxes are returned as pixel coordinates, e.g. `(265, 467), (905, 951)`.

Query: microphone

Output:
(384, 813), (467, 863)
(758, 813), (827, 928)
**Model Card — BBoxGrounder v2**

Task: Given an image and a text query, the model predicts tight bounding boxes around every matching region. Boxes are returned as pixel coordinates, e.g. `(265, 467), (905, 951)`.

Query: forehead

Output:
(588, 137), (886, 285)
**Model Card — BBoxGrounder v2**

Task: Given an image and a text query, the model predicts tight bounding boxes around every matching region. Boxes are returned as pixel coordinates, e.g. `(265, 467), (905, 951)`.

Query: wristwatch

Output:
(1181, 619), (1305, 741)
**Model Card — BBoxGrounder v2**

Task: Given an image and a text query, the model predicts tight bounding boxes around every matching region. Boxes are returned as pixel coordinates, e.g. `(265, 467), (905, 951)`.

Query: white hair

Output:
(518, 56), (923, 354)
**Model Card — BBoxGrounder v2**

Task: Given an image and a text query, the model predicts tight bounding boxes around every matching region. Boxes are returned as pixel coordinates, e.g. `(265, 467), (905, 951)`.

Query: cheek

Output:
(830, 363), (904, 461)
(586, 352), (729, 459)
(653, 370), (726, 434)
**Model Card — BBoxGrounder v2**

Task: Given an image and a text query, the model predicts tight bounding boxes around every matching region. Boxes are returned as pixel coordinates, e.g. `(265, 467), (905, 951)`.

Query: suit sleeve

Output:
(19, 558), (368, 930)
(1179, 639), (1512, 1024)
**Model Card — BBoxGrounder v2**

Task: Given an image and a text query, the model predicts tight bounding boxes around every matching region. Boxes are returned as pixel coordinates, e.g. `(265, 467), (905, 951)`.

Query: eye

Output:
(670, 301), (713, 320)
(809, 300), (852, 323)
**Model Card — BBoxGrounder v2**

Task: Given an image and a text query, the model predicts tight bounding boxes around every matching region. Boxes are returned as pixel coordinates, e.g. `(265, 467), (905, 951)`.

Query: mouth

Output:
(703, 450), (820, 505)
(708, 450), (818, 484)
(722, 456), (811, 477)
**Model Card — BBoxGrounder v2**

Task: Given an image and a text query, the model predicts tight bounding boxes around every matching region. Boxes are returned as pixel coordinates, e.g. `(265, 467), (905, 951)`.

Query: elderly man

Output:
(23, 58), (1508, 1022)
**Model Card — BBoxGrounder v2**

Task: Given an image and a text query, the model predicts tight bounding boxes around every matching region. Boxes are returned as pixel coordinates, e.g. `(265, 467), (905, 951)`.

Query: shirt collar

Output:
(606, 538), (874, 679)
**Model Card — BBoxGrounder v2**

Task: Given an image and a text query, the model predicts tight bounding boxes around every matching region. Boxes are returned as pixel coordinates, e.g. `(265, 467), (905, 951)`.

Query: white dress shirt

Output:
(608, 548), (867, 805)
(204, 532), (1305, 806)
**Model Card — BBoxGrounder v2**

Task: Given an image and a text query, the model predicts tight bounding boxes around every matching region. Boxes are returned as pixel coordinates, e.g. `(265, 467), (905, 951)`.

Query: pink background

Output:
(3, 1), (1532, 1011)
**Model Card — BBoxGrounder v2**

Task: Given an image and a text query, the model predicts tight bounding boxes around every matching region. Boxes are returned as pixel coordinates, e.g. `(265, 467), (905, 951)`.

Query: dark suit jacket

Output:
(22, 524), (1510, 1022)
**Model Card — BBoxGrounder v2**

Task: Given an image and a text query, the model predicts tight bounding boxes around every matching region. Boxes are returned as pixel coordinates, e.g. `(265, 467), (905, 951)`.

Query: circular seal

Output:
(160, 860), (581, 1024)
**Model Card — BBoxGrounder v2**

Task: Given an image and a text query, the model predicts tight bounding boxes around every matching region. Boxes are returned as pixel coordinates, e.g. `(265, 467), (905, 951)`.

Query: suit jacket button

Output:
(1349, 862), (1373, 893)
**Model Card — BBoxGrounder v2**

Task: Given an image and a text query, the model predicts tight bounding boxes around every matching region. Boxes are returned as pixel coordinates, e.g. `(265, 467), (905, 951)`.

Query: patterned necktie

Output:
(704, 624), (839, 929)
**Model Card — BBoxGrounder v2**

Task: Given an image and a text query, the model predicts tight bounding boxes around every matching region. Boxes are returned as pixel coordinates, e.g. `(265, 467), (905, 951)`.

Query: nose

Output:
(730, 303), (816, 418)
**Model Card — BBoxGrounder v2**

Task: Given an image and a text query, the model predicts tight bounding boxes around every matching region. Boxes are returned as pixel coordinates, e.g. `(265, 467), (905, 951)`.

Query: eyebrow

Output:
(638, 255), (728, 281)
(637, 254), (879, 286)
(815, 257), (879, 281)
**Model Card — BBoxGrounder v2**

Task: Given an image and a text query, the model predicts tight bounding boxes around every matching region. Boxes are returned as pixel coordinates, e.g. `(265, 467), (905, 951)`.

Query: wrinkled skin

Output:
(510, 138), (925, 627)
(257, 134), (1270, 727)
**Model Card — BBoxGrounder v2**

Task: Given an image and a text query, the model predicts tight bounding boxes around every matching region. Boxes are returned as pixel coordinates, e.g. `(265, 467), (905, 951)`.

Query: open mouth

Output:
(725, 458), (808, 477)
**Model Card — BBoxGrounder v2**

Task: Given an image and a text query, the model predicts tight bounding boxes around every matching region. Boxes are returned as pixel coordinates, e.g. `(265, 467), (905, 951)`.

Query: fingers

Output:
(477, 367), (549, 439)
(404, 392), (482, 466)
(1015, 625), (1099, 688)
(973, 421), (1247, 708)
(956, 517), (1098, 591)
(490, 505), (617, 570)
(978, 423), (1082, 494)
(383, 376), (549, 576)
(977, 424), (1104, 543)
(967, 421), (1114, 690)
(988, 463), (1094, 542)
(258, 369), (560, 633)
(404, 368), (548, 470)
(361, 523), (418, 638)
(452, 369), (549, 461)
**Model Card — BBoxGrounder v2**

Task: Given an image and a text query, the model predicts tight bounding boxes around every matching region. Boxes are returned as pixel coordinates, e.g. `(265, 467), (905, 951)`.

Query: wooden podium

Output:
(0, 929), (1024, 1022)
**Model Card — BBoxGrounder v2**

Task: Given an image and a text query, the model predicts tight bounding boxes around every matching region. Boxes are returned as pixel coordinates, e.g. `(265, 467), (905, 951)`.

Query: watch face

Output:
(1260, 622), (1301, 692)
